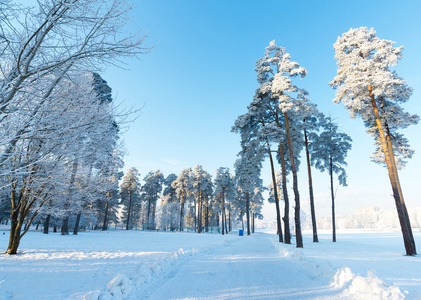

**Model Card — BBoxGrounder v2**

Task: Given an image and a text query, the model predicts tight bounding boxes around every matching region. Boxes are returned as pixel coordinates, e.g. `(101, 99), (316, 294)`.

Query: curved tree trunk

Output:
(284, 112), (303, 248)
(304, 129), (318, 242)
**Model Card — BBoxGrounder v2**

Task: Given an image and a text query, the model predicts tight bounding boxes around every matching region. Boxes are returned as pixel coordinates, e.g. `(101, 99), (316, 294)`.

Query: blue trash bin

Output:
(239, 229), (244, 236)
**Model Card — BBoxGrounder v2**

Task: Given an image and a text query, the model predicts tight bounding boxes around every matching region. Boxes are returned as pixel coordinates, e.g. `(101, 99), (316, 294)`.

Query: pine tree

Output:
(311, 116), (352, 242)
(120, 167), (141, 230)
(330, 27), (418, 255)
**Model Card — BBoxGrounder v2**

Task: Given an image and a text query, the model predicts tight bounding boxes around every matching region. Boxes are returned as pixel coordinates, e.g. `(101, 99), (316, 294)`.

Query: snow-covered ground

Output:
(0, 225), (420, 299)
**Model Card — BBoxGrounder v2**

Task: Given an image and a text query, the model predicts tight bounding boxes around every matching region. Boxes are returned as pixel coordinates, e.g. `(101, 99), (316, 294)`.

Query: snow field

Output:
(88, 235), (236, 300)
(1, 227), (420, 299)
(271, 231), (421, 299)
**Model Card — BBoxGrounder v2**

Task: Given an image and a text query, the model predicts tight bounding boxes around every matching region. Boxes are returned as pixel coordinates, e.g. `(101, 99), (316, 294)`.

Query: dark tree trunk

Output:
(268, 149), (283, 243)
(73, 213), (81, 235)
(252, 213), (255, 233)
(330, 156), (336, 242)
(198, 191), (203, 233)
(102, 197), (109, 231)
(284, 112), (303, 248)
(304, 129), (319, 243)
(246, 192), (251, 236)
(179, 191), (185, 231)
(61, 216), (69, 235)
(221, 190), (226, 235)
(126, 191), (133, 230)
(205, 204), (209, 232)
(35, 220), (40, 230)
(43, 215), (50, 234)
(278, 143), (291, 244)
(229, 210), (232, 232)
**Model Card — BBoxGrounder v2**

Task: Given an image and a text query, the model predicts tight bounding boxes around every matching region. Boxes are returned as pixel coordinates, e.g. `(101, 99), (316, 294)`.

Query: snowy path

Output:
(132, 233), (339, 299)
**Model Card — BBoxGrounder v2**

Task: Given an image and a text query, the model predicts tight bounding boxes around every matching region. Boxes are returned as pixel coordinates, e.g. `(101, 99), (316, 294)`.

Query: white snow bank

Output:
(270, 232), (421, 299)
(333, 267), (405, 300)
(86, 237), (235, 299)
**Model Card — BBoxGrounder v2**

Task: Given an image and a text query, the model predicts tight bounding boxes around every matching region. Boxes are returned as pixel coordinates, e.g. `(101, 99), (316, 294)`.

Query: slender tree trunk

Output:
(330, 156), (336, 242)
(205, 203), (209, 232)
(198, 191), (203, 233)
(152, 192), (157, 230)
(246, 192), (251, 236)
(369, 87), (416, 255)
(43, 215), (50, 234)
(284, 112), (303, 248)
(304, 129), (319, 242)
(278, 143), (291, 244)
(179, 190), (185, 231)
(224, 210), (228, 234)
(221, 190), (226, 235)
(102, 195), (109, 231)
(126, 191), (132, 230)
(252, 213), (255, 233)
(229, 210), (232, 232)
(268, 149), (283, 243)
(35, 220), (40, 230)
(73, 213), (81, 235)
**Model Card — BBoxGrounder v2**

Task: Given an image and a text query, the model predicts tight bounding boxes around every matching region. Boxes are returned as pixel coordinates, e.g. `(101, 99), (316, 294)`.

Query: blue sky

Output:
(104, 0), (421, 222)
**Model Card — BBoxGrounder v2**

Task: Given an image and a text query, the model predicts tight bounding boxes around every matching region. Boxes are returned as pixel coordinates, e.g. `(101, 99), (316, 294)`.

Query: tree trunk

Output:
(73, 213), (81, 235)
(252, 213), (255, 233)
(198, 190), (203, 233)
(268, 149), (283, 243)
(179, 190), (185, 231)
(330, 156), (336, 243)
(369, 86), (416, 255)
(62, 159), (79, 235)
(126, 191), (132, 230)
(35, 220), (40, 230)
(284, 112), (303, 248)
(278, 142), (291, 244)
(61, 216), (69, 235)
(229, 210), (232, 232)
(304, 129), (319, 243)
(246, 192), (251, 236)
(102, 196), (109, 231)
(205, 204), (209, 232)
(221, 190), (226, 235)
(43, 215), (50, 234)
(152, 192), (157, 230)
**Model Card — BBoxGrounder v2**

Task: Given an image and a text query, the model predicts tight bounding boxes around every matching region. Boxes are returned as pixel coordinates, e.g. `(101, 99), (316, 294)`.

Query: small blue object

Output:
(239, 229), (244, 236)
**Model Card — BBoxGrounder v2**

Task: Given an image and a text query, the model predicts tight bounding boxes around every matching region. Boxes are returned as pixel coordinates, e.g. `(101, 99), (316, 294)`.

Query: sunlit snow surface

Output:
(0, 226), (420, 299)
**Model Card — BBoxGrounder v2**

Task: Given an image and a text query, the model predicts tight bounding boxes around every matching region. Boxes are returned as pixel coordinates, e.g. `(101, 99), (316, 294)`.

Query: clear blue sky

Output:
(104, 0), (421, 222)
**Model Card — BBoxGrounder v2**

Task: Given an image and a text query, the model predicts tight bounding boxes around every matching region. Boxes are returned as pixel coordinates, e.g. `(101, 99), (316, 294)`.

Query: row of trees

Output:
(0, 0), (148, 254)
(232, 40), (352, 248)
(233, 27), (418, 256)
(118, 165), (265, 236)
